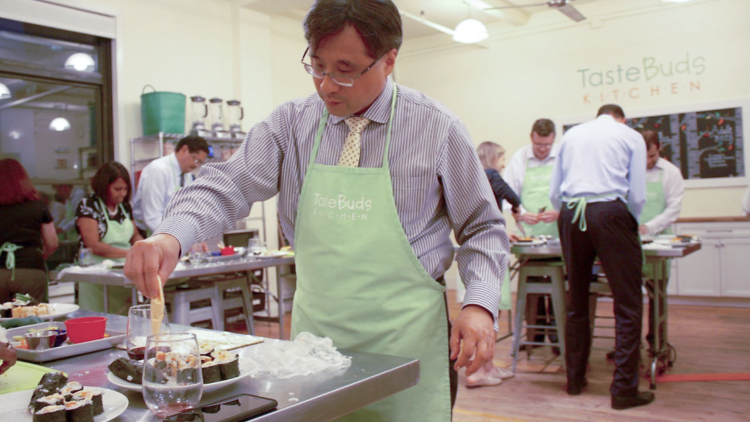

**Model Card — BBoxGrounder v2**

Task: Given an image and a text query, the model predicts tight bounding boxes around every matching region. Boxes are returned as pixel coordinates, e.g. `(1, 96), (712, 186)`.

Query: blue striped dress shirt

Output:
(156, 78), (509, 324)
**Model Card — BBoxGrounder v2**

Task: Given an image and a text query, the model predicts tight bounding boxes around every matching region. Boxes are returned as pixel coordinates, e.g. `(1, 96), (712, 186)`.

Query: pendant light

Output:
(0, 82), (10, 99)
(49, 117), (71, 131)
(64, 53), (95, 72)
(453, 2), (488, 44)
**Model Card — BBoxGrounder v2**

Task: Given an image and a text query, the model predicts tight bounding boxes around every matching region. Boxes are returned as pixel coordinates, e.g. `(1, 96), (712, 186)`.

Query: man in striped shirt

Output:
(126, 1), (509, 419)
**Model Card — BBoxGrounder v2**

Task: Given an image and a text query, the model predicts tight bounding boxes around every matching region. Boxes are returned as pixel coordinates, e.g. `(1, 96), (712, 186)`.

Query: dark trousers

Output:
(559, 200), (643, 397)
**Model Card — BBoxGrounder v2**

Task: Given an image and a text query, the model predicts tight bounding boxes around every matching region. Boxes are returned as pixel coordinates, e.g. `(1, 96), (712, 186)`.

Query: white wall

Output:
(396, 0), (750, 219)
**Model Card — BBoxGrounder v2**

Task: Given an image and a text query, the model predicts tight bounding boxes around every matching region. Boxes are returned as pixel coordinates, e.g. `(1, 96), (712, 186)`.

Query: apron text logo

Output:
(314, 193), (373, 212)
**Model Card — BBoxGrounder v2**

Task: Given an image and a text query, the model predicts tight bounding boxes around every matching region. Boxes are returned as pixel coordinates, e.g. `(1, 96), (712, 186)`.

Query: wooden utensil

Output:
(151, 275), (165, 335)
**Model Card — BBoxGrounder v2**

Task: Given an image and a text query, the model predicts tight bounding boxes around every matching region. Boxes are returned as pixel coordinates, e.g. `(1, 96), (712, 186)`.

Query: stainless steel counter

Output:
(41, 310), (419, 422)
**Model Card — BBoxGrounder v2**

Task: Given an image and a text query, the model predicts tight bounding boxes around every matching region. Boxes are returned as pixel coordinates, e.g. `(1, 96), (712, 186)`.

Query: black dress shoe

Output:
(611, 391), (655, 410)
(566, 379), (588, 396)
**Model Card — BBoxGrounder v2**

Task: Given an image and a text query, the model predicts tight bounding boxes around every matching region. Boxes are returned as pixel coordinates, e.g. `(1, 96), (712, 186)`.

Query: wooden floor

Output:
(232, 290), (750, 421)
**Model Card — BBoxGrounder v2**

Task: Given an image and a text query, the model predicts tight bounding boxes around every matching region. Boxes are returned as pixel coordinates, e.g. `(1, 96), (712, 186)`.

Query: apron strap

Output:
(564, 193), (617, 232)
(1, 242), (22, 280)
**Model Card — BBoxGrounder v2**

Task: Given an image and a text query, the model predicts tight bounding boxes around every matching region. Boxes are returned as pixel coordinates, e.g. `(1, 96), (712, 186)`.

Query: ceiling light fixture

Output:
(453, 19), (489, 43)
(49, 117), (71, 131)
(0, 82), (10, 99)
(64, 53), (95, 72)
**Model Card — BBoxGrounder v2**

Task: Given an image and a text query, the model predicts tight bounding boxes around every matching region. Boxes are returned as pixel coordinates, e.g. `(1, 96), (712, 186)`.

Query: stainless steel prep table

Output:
(510, 242), (701, 389)
(56, 256), (295, 337)
(37, 310), (419, 422)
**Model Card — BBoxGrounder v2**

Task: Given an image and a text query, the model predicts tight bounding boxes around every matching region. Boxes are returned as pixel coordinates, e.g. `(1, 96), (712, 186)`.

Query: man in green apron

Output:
(124, 2), (509, 421)
(638, 130), (684, 351)
(504, 119), (560, 348)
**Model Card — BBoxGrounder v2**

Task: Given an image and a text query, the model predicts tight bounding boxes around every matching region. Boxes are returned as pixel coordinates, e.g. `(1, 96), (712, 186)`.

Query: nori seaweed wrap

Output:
(199, 343), (214, 356)
(108, 358), (144, 384)
(33, 405), (66, 422)
(64, 400), (94, 422)
(201, 404), (221, 414)
(33, 394), (64, 412)
(201, 361), (221, 384)
(175, 354), (201, 384)
(211, 351), (240, 380)
(28, 373), (68, 413)
(59, 382), (83, 400)
(71, 390), (104, 416)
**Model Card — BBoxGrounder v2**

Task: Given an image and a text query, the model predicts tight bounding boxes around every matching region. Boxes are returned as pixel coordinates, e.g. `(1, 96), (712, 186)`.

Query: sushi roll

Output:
(29, 373), (69, 413)
(175, 354), (201, 384)
(108, 358), (144, 384)
(199, 343), (214, 356)
(64, 400), (94, 422)
(211, 351), (240, 380)
(70, 390), (104, 416)
(59, 382), (83, 400)
(33, 394), (64, 412)
(201, 360), (221, 384)
(33, 405), (66, 422)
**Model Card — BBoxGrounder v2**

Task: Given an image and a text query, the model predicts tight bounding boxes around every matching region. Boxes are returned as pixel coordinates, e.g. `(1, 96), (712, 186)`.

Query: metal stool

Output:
(164, 285), (223, 329)
(511, 261), (567, 372)
(589, 277), (615, 354)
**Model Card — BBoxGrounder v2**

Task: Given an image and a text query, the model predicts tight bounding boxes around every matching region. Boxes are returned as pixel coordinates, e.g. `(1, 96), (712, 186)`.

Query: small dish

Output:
(24, 331), (57, 350)
(65, 316), (107, 344)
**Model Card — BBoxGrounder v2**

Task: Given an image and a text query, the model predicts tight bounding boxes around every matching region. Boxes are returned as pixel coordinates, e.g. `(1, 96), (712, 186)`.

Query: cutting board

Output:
(0, 361), (59, 395)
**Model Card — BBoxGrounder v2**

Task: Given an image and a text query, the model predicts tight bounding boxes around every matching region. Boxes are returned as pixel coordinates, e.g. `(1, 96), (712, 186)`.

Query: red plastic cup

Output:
(220, 247), (235, 256)
(65, 316), (107, 343)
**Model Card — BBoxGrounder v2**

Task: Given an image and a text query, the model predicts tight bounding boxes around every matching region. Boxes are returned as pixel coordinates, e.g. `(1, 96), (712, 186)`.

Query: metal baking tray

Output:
(7, 321), (125, 363)
(201, 254), (247, 263)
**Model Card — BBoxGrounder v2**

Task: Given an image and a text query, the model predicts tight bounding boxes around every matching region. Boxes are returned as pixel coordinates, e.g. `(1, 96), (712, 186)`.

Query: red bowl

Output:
(64, 316), (107, 344)
(220, 247), (235, 256)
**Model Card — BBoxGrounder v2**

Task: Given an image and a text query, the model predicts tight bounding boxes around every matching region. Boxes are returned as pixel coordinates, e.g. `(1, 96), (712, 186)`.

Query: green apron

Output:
(1, 242), (21, 280)
(520, 158), (557, 237)
(78, 201), (134, 315)
(641, 169), (672, 279)
(292, 85), (451, 422)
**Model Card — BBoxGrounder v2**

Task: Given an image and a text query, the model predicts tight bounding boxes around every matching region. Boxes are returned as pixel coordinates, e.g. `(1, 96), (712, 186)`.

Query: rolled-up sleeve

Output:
(155, 108), (288, 255)
(439, 119), (510, 329)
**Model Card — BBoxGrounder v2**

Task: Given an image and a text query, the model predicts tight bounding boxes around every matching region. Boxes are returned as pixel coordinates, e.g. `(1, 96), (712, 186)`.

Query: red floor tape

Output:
(656, 373), (750, 382)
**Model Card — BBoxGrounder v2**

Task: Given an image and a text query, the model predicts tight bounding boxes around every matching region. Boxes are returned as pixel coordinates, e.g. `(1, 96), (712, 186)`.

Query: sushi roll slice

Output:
(201, 360), (221, 384)
(33, 405), (66, 422)
(59, 382), (83, 400)
(70, 390), (104, 416)
(211, 351), (240, 380)
(64, 400), (94, 422)
(108, 358), (144, 384)
(29, 373), (69, 413)
(199, 343), (214, 356)
(176, 354), (201, 384)
(33, 394), (64, 412)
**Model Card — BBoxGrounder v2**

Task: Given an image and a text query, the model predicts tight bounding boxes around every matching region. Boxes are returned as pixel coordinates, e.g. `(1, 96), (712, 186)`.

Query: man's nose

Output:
(319, 74), (341, 95)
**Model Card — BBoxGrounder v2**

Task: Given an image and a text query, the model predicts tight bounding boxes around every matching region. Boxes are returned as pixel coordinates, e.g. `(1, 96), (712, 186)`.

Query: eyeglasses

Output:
(532, 142), (554, 149)
(191, 153), (206, 166)
(301, 47), (382, 88)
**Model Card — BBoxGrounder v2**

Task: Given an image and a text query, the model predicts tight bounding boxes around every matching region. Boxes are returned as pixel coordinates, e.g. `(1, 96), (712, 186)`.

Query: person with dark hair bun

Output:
(0, 159), (58, 303)
(76, 161), (143, 314)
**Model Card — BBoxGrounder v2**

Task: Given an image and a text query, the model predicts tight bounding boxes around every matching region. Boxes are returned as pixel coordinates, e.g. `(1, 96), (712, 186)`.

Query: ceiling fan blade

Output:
(484, 2), (550, 11)
(556, 4), (586, 22)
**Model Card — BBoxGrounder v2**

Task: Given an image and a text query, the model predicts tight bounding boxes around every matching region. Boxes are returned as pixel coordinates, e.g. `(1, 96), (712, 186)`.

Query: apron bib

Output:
(78, 201), (134, 315)
(520, 159), (557, 237)
(641, 169), (672, 279)
(292, 85), (452, 422)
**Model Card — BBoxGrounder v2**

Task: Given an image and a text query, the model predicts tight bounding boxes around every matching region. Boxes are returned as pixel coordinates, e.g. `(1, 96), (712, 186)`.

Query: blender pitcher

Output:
(189, 96), (208, 132)
(209, 98), (226, 135)
(227, 100), (244, 136)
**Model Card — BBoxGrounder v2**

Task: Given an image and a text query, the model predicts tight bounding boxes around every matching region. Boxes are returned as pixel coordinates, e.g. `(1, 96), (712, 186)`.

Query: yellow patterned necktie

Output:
(338, 116), (371, 167)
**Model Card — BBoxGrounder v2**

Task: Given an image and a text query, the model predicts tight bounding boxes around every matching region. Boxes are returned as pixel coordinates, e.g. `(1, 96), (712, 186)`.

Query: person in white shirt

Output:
(133, 136), (209, 233)
(504, 119), (561, 350)
(639, 130), (684, 237)
(50, 185), (86, 241)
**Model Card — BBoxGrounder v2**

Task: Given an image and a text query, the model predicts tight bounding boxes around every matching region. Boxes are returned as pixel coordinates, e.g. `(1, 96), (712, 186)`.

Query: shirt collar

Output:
(598, 114), (616, 122)
(526, 143), (558, 162)
(327, 78), (394, 126)
(169, 153), (182, 176)
(653, 157), (667, 170)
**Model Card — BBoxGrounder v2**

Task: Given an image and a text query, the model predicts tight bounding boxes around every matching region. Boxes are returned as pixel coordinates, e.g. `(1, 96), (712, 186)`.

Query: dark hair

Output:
(0, 158), (40, 205)
(640, 129), (661, 149)
(304, 0), (403, 60)
(176, 136), (209, 155)
(531, 118), (555, 137)
(597, 104), (625, 119)
(91, 161), (132, 204)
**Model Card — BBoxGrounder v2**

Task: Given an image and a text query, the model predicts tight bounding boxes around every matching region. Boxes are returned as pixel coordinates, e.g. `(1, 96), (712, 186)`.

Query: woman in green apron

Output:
(0, 159), (58, 303)
(76, 162), (143, 315)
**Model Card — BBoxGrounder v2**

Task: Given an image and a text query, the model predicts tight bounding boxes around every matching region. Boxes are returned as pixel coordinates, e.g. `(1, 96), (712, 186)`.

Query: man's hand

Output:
(449, 305), (495, 377)
(0, 342), (17, 376)
(518, 212), (540, 225)
(190, 242), (209, 254)
(124, 234), (181, 299)
(509, 233), (520, 243)
(538, 210), (560, 223)
(639, 225), (650, 235)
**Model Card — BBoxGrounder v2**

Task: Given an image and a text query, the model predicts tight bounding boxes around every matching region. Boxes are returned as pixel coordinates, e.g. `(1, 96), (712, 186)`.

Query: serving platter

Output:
(106, 358), (258, 393)
(0, 386), (128, 422)
(7, 321), (125, 363)
(0, 303), (79, 321)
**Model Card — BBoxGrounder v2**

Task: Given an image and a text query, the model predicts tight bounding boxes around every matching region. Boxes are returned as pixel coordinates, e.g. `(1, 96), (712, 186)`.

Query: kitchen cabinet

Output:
(673, 221), (750, 298)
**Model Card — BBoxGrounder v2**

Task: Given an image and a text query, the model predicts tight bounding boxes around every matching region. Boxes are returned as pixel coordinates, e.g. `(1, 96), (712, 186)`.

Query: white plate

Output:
(0, 386), (128, 422)
(512, 239), (547, 246)
(0, 303), (79, 321)
(254, 252), (292, 259)
(107, 358), (258, 393)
